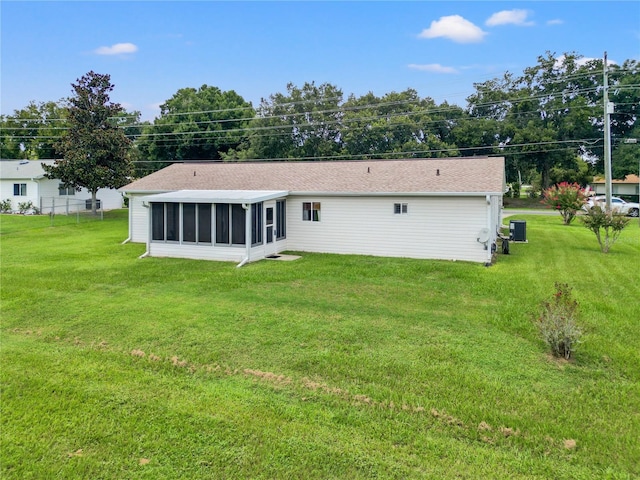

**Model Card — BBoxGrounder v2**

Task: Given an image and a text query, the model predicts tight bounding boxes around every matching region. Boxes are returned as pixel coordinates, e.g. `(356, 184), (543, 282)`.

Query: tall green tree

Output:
(137, 85), (253, 168)
(467, 52), (602, 188)
(340, 89), (457, 159)
(609, 60), (640, 179)
(43, 71), (133, 214)
(612, 124), (640, 180)
(0, 101), (68, 159)
(224, 82), (343, 160)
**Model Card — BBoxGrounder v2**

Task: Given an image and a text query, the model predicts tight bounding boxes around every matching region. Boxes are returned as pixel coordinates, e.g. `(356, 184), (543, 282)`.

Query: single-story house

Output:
(0, 159), (124, 214)
(120, 157), (506, 265)
(589, 174), (639, 201)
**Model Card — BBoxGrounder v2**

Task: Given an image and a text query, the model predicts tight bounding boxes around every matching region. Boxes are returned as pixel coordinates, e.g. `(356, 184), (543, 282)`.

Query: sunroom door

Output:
(264, 203), (277, 257)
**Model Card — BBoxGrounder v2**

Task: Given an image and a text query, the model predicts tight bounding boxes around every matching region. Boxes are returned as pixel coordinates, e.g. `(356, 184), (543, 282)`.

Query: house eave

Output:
(288, 191), (504, 197)
(123, 189), (504, 198)
(139, 189), (289, 204)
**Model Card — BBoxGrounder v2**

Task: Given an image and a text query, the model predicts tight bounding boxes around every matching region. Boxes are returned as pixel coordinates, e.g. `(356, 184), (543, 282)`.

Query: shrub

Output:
(0, 199), (12, 213)
(17, 201), (35, 215)
(581, 205), (630, 253)
(535, 283), (582, 360)
(541, 182), (588, 225)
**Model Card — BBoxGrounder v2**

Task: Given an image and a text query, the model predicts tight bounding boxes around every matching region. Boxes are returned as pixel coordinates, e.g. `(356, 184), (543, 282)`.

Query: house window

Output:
(394, 203), (408, 215)
(13, 183), (27, 196)
(58, 184), (75, 196)
(276, 200), (286, 239)
(215, 203), (246, 246)
(151, 203), (165, 241)
(302, 202), (320, 222)
(183, 203), (197, 243)
(231, 204), (246, 245)
(151, 202), (179, 242)
(198, 204), (212, 243)
(182, 203), (212, 244)
(166, 203), (180, 241)
(215, 204), (230, 244)
(251, 202), (263, 246)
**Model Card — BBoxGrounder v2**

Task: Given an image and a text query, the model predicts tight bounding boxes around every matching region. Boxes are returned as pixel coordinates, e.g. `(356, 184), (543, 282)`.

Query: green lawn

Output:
(1, 211), (639, 479)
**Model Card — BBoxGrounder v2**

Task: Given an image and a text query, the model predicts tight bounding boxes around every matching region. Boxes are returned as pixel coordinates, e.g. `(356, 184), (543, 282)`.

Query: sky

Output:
(2, 1), (639, 121)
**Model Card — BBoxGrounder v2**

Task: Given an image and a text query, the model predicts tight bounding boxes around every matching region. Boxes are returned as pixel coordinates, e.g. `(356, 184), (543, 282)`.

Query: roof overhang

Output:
(288, 191), (504, 197)
(139, 189), (289, 204)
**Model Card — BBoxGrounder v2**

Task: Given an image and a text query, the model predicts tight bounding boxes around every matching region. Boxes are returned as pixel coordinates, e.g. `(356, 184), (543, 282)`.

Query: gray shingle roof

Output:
(0, 160), (54, 180)
(121, 157), (505, 195)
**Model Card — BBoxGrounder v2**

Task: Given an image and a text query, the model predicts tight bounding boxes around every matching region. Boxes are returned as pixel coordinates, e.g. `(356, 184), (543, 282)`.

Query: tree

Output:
(43, 71), (133, 214)
(581, 205), (630, 253)
(465, 53), (603, 188)
(137, 85), (253, 169)
(612, 125), (640, 180)
(224, 82), (344, 161)
(0, 101), (68, 159)
(340, 89), (457, 159)
(541, 182), (588, 224)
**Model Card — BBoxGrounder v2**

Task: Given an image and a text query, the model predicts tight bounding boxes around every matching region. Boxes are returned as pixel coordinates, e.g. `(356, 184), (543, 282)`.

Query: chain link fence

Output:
(40, 197), (104, 225)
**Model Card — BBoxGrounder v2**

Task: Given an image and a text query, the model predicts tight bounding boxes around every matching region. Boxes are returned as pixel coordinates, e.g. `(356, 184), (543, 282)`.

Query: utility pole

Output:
(603, 52), (613, 211)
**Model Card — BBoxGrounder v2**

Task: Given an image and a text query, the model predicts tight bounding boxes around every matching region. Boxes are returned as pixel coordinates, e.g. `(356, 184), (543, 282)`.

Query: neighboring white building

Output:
(120, 157), (506, 265)
(0, 160), (124, 213)
(589, 174), (640, 201)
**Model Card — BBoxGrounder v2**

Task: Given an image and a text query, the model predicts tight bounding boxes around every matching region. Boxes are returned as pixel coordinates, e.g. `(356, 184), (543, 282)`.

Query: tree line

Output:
(1, 52), (638, 191)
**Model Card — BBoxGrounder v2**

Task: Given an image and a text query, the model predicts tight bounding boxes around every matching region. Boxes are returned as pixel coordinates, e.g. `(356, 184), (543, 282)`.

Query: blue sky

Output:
(2, 1), (639, 121)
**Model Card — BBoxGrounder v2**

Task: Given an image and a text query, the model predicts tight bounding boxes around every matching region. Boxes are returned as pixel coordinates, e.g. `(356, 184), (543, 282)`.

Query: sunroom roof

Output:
(139, 189), (289, 204)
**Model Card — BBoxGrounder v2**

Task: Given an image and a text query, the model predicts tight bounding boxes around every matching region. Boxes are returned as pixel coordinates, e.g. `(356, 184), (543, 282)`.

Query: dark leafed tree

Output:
(466, 52), (601, 189)
(223, 82), (343, 161)
(341, 89), (458, 159)
(43, 71), (133, 214)
(0, 100), (68, 159)
(136, 85), (254, 169)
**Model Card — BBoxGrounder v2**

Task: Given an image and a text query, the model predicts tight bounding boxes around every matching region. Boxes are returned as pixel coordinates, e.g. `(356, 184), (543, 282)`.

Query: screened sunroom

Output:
(139, 190), (288, 265)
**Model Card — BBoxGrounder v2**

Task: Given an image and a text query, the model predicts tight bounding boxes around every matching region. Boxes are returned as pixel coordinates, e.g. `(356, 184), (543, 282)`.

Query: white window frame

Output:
(394, 203), (408, 215)
(302, 201), (321, 222)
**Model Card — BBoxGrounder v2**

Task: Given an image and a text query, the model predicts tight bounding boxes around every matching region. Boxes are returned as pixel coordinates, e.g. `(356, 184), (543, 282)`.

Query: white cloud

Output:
(94, 43), (138, 55)
(418, 15), (487, 43)
(486, 10), (534, 27)
(554, 54), (608, 70)
(408, 63), (458, 74)
(547, 19), (564, 26)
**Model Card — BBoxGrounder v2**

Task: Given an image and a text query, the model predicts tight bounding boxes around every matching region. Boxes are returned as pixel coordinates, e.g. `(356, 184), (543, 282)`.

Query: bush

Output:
(581, 205), (630, 253)
(17, 201), (36, 215)
(541, 182), (588, 225)
(0, 199), (12, 213)
(535, 283), (582, 360)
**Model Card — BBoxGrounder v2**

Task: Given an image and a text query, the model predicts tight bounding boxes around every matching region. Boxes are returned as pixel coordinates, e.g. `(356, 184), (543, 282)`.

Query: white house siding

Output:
(1, 179), (125, 214)
(37, 179), (123, 213)
(128, 194), (151, 243)
(0, 179), (41, 210)
(126, 194), (499, 263)
(148, 242), (247, 262)
(285, 195), (491, 263)
(490, 194), (503, 241)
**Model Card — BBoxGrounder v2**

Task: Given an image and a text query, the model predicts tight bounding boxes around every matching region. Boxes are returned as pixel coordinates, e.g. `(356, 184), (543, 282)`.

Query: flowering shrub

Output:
(0, 199), (11, 213)
(581, 205), (630, 253)
(17, 201), (36, 215)
(541, 182), (588, 225)
(535, 283), (582, 360)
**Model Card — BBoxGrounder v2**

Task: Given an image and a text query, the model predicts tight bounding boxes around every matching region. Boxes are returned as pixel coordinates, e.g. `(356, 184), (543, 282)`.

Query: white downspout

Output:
(121, 194), (132, 244)
(138, 201), (150, 259)
(236, 203), (251, 267)
(486, 195), (493, 264)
